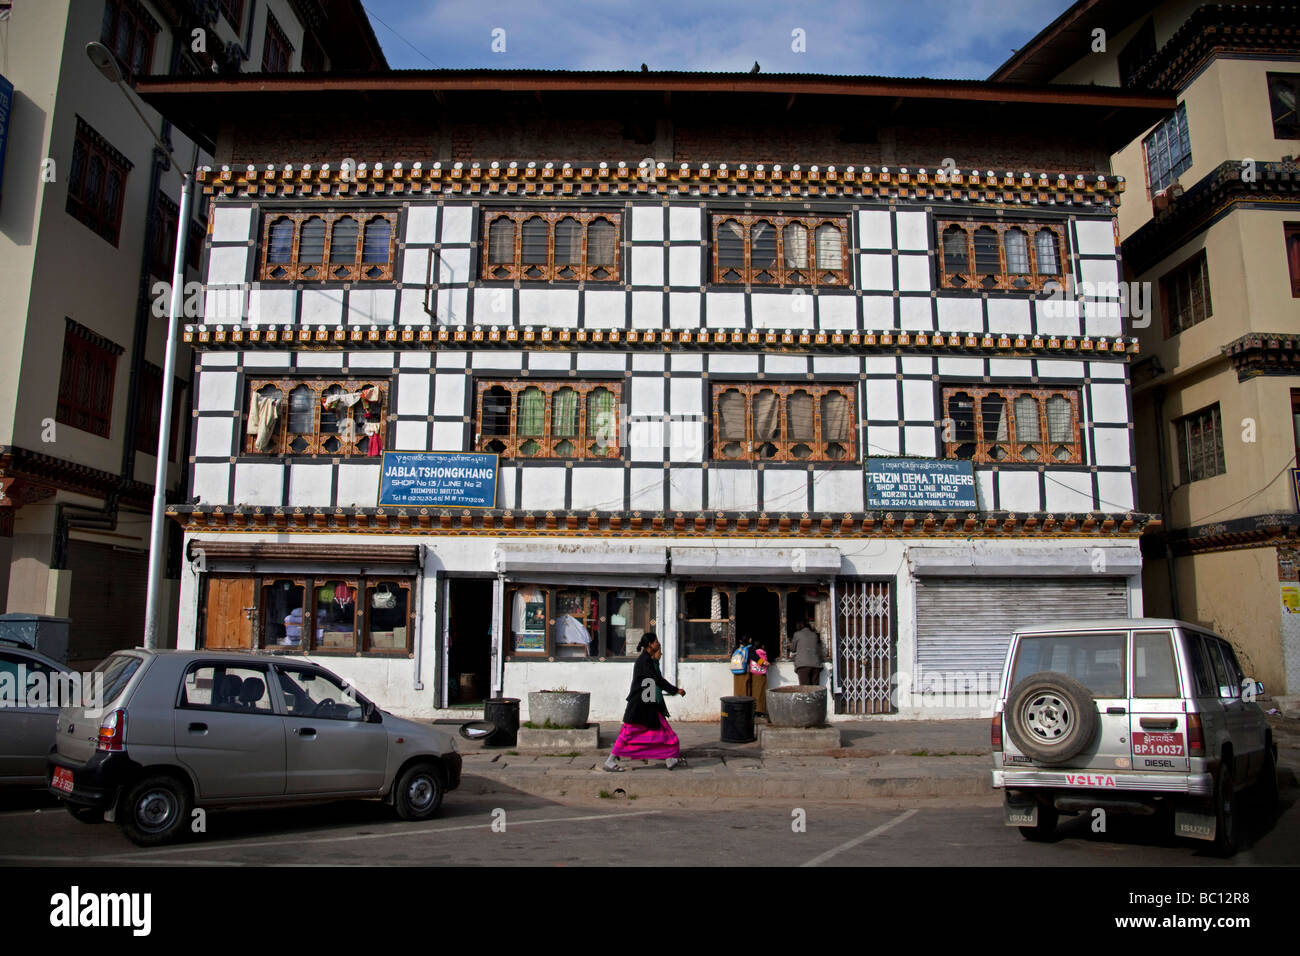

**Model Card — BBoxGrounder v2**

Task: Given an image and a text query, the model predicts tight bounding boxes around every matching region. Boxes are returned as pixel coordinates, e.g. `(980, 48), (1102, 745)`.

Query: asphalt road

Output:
(0, 787), (1296, 867)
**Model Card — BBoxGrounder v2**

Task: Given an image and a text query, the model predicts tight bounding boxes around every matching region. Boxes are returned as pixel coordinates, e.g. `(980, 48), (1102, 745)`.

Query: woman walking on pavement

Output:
(604, 633), (688, 772)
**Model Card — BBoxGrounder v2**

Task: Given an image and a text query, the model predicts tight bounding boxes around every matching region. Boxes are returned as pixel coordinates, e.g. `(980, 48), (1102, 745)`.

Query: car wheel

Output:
(65, 804), (104, 825)
(1005, 672), (1099, 765)
(1212, 762), (1239, 858)
(393, 762), (444, 821)
(118, 774), (192, 847)
(1018, 801), (1059, 842)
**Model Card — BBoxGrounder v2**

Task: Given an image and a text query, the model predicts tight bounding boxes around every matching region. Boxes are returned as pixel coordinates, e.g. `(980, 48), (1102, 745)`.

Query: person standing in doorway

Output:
(604, 633), (688, 772)
(790, 620), (824, 687)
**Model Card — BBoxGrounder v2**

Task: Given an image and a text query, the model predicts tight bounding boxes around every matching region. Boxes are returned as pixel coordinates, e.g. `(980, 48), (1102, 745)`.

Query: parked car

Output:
(0, 638), (74, 787)
(991, 619), (1277, 856)
(49, 649), (460, 845)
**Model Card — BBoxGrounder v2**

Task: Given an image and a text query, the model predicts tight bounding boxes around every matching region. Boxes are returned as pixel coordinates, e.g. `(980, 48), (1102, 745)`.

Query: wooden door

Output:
(203, 577), (257, 649)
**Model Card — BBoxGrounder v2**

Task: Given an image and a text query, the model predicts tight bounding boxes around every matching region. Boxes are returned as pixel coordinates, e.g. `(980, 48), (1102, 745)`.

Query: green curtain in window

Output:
(587, 388), (615, 451)
(552, 388), (578, 437)
(517, 387), (545, 436)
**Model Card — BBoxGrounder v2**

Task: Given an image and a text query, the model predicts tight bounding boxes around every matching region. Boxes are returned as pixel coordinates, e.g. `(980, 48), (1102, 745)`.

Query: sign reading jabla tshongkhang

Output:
(866, 458), (978, 510)
(378, 452), (498, 508)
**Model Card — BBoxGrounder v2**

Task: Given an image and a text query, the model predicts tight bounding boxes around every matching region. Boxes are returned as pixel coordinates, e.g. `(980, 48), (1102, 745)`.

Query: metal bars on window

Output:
(834, 580), (893, 715)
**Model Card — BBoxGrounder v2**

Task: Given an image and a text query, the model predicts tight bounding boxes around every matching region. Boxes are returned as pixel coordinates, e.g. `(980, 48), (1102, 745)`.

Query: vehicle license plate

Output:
(1132, 732), (1184, 756)
(52, 767), (74, 794)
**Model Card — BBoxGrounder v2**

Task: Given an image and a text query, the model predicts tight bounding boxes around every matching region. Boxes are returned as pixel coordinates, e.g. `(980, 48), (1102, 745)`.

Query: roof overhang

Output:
(989, 0), (1162, 83)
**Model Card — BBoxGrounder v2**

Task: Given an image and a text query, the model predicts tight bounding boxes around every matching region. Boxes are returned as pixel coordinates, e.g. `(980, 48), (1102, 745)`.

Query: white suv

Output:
(991, 619), (1277, 856)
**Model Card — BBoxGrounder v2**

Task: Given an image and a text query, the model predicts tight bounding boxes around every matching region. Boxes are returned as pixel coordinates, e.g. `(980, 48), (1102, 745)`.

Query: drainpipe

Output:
(413, 545), (425, 692)
(1152, 386), (1182, 618)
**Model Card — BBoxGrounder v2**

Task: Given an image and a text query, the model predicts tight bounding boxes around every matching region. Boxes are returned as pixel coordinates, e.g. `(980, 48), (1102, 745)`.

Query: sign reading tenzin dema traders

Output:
(378, 452), (498, 508)
(866, 458), (978, 510)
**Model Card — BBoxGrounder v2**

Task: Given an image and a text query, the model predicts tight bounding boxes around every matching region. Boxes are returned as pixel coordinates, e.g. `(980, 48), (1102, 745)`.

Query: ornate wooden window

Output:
(1160, 250), (1212, 334)
(100, 0), (160, 81)
(1175, 404), (1225, 484)
(480, 211), (621, 282)
(135, 361), (183, 460)
(219, 0), (245, 30)
(936, 220), (1065, 291)
(259, 211), (396, 281)
(262, 11), (293, 72)
(942, 386), (1082, 464)
(710, 213), (848, 287)
(66, 117), (133, 246)
(257, 575), (414, 656)
(476, 380), (621, 460)
(711, 383), (855, 462)
(244, 378), (389, 457)
(1268, 73), (1300, 139)
(57, 319), (122, 438)
(150, 193), (179, 279)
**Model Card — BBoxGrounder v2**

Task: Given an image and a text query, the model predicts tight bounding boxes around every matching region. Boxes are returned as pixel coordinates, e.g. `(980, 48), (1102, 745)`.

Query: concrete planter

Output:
(766, 685), (828, 728)
(527, 690), (591, 729)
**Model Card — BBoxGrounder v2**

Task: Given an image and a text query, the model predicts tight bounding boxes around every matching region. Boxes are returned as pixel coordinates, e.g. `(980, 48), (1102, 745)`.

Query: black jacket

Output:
(622, 651), (680, 726)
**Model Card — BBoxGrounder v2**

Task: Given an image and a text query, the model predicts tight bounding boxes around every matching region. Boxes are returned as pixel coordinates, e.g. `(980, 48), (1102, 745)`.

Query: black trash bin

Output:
(482, 697), (520, 747)
(720, 695), (756, 743)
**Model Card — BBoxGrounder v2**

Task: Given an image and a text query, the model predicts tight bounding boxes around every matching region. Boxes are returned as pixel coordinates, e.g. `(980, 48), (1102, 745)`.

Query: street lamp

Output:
(86, 41), (195, 650)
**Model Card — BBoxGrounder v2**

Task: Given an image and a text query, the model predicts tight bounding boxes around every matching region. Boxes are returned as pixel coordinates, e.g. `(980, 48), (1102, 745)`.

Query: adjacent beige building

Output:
(0, 0), (384, 666)
(995, 0), (1300, 695)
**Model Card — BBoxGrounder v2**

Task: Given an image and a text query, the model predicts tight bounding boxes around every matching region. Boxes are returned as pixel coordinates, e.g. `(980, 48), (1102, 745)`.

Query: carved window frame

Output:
(935, 219), (1066, 292)
(474, 379), (623, 460)
(480, 210), (622, 282)
(941, 385), (1082, 465)
(710, 213), (849, 288)
(258, 211), (397, 282)
(710, 382), (857, 463)
(244, 377), (390, 458)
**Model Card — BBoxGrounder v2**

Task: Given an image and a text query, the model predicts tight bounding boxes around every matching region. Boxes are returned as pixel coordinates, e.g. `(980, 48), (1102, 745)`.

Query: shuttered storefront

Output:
(66, 541), (148, 669)
(914, 576), (1129, 693)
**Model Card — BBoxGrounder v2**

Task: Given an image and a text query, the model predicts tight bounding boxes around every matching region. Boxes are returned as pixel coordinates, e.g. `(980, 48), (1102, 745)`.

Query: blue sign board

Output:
(866, 458), (978, 510)
(378, 452), (498, 508)
(0, 73), (13, 204)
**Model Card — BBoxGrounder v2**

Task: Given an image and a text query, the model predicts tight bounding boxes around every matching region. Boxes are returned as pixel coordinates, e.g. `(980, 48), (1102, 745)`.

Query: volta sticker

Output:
(1064, 773), (1116, 787)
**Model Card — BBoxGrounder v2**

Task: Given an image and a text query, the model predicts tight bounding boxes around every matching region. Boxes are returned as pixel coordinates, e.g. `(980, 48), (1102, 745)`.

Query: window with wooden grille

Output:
(259, 212), (396, 281)
(1144, 103), (1192, 193)
(135, 361), (183, 460)
(100, 0), (160, 81)
(57, 319), (122, 438)
(244, 378), (389, 458)
(711, 214), (848, 287)
(219, 0), (245, 30)
(262, 11), (293, 72)
(936, 220), (1065, 291)
(1161, 250), (1212, 334)
(476, 380), (621, 460)
(480, 211), (621, 282)
(1175, 404), (1225, 483)
(1268, 73), (1300, 139)
(150, 194), (178, 279)
(942, 386), (1082, 464)
(711, 383), (856, 462)
(66, 117), (132, 246)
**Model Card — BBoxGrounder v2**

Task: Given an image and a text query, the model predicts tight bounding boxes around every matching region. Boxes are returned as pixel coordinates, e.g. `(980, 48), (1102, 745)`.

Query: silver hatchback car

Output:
(49, 649), (460, 845)
(991, 619), (1277, 856)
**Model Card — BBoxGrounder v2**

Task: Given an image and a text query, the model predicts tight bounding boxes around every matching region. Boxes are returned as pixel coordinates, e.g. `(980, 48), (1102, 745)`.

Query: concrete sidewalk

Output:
(435, 714), (1300, 802)
(445, 718), (997, 801)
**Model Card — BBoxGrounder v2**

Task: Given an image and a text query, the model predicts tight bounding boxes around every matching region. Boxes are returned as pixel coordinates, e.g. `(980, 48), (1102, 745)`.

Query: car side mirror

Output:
(365, 701), (381, 723)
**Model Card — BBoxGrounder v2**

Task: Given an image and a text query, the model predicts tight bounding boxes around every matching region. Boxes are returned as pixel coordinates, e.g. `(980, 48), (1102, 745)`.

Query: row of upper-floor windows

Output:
(234, 375), (1086, 467)
(255, 209), (1070, 292)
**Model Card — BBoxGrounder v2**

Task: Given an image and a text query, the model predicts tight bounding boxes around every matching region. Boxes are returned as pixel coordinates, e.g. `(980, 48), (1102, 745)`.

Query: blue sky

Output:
(359, 0), (1073, 78)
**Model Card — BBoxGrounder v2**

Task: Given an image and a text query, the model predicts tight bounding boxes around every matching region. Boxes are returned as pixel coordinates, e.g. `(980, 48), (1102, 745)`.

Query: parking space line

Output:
(799, 808), (919, 867)
(0, 809), (664, 863)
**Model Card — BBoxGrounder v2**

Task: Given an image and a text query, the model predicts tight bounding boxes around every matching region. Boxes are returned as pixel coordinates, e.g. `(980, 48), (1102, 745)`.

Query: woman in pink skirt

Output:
(603, 633), (687, 771)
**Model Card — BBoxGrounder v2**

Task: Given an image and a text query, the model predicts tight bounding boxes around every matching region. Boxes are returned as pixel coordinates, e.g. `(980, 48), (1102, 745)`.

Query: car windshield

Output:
(93, 654), (142, 706)
(1010, 632), (1127, 698)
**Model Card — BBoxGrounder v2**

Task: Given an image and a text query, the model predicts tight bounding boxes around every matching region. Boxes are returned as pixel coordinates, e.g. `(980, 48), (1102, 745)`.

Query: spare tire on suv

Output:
(1005, 671), (1099, 765)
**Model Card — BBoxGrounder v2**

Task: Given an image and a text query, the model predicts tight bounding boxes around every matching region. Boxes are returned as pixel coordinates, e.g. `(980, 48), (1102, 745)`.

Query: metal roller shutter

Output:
(914, 576), (1129, 691)
(66, 541), (148, 669)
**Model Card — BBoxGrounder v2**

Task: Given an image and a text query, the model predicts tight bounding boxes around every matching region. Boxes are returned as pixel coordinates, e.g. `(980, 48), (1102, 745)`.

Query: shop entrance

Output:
(446, 578), (493, 707)
(734, 586), (781, 659)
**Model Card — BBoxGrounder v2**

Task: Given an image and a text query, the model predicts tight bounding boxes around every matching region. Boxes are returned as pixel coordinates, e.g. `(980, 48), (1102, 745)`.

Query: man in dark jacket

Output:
(604, 633), (687, 771)
(789, 620), (825, 687)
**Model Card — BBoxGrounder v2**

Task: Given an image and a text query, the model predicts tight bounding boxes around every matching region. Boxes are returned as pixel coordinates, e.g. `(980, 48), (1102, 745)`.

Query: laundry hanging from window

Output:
(247, 395), (281, 451)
